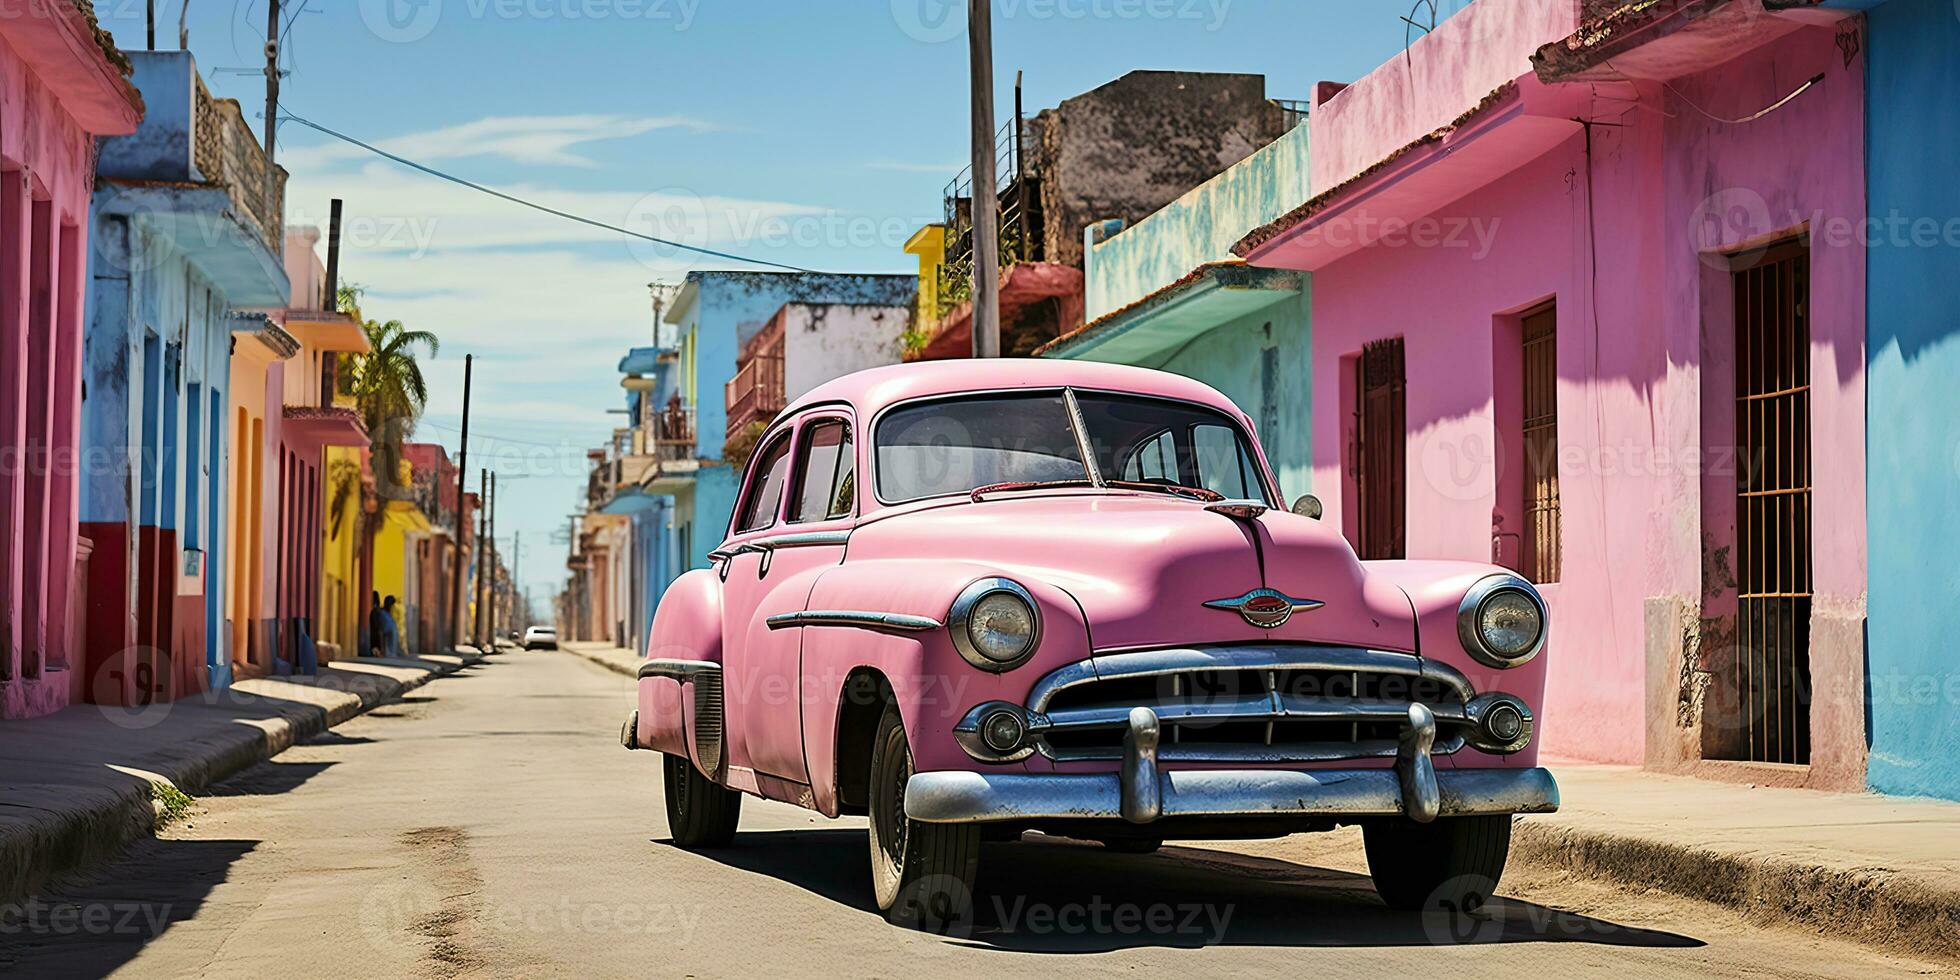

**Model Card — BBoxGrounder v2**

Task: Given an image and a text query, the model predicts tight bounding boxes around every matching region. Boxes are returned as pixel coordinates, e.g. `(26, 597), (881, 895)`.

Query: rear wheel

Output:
(663, 753), (741, 848)
(1362, 815), (1511, 913)
(867, 702), (979, 931)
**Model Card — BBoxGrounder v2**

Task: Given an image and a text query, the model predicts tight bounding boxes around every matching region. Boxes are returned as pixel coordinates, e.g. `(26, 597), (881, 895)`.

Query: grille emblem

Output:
(1204, 588), (1324, 629)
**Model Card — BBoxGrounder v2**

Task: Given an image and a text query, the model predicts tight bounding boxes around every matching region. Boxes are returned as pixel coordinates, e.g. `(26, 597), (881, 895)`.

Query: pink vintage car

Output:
(623, 359), (1557, 928)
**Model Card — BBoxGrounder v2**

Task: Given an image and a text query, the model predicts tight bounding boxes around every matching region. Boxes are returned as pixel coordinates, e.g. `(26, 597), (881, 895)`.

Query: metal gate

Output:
(1521, 305), (1561, 584)
(1733, 240), (1812, 765)
(1355, 338), (1406, 560)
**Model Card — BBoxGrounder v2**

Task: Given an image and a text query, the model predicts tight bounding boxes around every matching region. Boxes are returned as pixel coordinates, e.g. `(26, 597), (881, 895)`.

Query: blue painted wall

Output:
(664, 271), (914, 580)
(1864, 0), (1960, 801)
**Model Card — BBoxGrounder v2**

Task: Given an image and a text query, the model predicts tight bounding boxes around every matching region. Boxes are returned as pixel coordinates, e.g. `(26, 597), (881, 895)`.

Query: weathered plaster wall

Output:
(1305, 25), (1864, 774)
(1039, 71), (1287, 268)
(1863, 0), (1960, 802)
(0, 33), (116, 717)
(1308, 0), (1581, 192)
(780, 302), (910, 402)
(1085, 123), (1312, 319)
(666, 273), (912, 579)
(1150, 293), (1313, 502)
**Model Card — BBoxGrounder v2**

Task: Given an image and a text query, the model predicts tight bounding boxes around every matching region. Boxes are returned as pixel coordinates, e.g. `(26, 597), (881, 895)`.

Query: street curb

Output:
(0, 652), (485, 908)
(561, 644), (637, 678)
(1510, 821), (1960, 963)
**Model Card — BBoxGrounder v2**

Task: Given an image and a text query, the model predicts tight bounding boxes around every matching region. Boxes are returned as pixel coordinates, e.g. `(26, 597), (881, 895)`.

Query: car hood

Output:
(848, 493), (1416, 653)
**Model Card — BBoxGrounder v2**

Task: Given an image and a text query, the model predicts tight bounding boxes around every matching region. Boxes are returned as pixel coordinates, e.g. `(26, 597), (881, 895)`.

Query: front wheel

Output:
(663, 753), (741, 848)
(867, 702), (979, 931)
(1362, 815), (1511, 913)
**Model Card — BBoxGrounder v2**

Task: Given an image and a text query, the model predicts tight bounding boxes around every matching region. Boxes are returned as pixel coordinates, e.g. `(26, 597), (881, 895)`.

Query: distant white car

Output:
(522, 626), (559, 651)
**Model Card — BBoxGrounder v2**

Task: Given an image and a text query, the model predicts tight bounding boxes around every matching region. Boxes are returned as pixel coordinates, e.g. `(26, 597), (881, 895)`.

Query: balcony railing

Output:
(724, 353), (785, 440)
(936, 117), (1042, 322)
(193, 73), (285, 258)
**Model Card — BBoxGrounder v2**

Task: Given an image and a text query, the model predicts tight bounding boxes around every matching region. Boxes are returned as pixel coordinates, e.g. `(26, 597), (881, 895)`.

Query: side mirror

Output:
(1291, 494), (1324, 520)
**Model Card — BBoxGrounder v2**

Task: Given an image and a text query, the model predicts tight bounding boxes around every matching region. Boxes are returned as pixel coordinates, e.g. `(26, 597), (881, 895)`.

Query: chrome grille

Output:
(1025, 646), (1476, 764)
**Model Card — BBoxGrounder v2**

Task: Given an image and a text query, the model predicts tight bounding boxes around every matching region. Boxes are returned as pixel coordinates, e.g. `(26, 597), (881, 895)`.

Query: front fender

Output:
(636, 569), (724, 758)
(1364, 560), (1549, 768)
(800, 559), (1094, 815)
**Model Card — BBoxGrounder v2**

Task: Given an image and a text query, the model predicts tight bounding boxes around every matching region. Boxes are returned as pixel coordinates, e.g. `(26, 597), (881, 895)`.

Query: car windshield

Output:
(874, 390), (1271, 504)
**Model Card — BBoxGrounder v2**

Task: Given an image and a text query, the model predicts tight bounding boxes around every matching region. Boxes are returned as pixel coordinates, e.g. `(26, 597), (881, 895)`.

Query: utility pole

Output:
(474, 469), (489, 648)
(449, 355), (473, 652)
(325, 198), (343, 309)
(486, 471), (498, 644)
(511, 530), (522, 635)
(147, 1), (155, 49)
(263, 0), (281, 233)
(968, 0), (1001, 358)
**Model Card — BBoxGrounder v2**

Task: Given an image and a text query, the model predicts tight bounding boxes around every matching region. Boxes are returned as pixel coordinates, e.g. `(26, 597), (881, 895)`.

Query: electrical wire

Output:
(275, 108), (819, 274)
(1663, 72), (1825, 125)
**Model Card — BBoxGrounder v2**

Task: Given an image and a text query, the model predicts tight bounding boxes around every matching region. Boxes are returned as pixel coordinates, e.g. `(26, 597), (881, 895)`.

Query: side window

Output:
(737, 434), (794, 533)
(789, 418), (855, 523)
(1121, 429), (1176, 482)
(1191, 423), (1255, 499)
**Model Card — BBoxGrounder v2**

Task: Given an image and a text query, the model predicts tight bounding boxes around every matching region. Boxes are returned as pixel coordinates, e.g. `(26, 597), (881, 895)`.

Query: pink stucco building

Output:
(1239, 0), (1869, 789)
(0, 3), (143, 719)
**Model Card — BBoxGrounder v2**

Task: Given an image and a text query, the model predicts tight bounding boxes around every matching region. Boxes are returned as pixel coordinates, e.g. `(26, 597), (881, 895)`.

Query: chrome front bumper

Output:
(906, 704), (1559, 825)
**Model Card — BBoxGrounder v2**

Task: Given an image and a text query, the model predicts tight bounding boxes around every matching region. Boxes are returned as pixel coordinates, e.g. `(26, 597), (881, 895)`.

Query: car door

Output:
(717, 412), (856, 785)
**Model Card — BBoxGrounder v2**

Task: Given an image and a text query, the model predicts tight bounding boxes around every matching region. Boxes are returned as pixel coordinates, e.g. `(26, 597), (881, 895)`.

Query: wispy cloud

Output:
(281, 113), (716, 170)
(865, 160), (963, 175)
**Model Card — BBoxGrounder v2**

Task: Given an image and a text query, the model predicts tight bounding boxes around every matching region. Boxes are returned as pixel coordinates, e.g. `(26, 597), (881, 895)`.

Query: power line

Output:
(276, 108), (818, 274)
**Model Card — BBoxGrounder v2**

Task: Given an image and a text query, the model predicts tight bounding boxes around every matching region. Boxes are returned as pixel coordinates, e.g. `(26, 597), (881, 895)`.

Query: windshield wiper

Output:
(1105, 479), (1226, 503)
(969, 479), (1096, 502)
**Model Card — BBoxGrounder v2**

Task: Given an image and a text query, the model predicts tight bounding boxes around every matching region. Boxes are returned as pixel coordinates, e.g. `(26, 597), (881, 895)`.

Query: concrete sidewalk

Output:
(564, 640), (1956, 959)
(0, 651), (484, 906)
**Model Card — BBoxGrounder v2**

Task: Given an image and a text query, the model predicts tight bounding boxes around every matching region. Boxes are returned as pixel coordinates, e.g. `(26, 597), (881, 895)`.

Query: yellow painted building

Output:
(904, 224), (948, 324)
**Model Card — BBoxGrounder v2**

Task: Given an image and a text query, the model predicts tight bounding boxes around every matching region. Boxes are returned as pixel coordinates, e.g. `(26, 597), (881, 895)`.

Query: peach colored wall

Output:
(1306, 26), (1864, 770)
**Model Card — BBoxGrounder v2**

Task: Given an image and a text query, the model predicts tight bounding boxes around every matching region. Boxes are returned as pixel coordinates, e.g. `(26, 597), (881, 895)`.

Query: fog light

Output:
(981, 708), (1027, 754)
(1485, 703), (1525, 743)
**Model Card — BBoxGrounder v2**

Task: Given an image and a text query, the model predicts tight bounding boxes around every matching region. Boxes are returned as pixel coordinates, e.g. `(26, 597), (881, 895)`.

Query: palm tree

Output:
(333, 285), (439, 654)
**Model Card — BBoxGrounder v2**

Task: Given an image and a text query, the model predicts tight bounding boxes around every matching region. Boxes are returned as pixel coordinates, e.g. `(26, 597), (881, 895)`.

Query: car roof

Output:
(782, 359), (1250, 424)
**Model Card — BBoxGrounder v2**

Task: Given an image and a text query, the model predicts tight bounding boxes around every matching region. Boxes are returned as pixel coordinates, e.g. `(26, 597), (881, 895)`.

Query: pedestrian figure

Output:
(367, 592), (386, 658)
(382, 595), (404, 659)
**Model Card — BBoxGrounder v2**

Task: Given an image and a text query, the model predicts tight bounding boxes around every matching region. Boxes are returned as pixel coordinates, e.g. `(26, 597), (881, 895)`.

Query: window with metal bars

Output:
(1521, 305), (1562, 584)
(1729, 239), (1813, 766)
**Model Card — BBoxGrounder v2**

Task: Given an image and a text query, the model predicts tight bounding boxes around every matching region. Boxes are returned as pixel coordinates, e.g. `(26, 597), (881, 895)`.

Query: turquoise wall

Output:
(1085, 123), (1310, 319)
(1862, 0), (1960, 801)
(1148, 292), (1313, 502)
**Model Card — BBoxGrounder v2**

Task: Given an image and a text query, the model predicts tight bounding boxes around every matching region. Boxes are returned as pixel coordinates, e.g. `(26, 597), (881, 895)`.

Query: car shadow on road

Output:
(664, 828), (1705, 954)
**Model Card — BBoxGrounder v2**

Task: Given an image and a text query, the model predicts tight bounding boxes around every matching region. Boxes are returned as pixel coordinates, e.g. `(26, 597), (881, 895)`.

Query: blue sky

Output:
(95, 0), (1467, 614)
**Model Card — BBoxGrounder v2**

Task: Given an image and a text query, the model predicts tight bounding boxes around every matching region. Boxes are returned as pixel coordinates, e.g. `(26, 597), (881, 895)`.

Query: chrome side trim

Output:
(903, 766), (1561, 825)
(764, 609), (942, 633)
(752, 529), (852, 550)
(1026, 645), (1476, 714)
(636, 658), (723, 681)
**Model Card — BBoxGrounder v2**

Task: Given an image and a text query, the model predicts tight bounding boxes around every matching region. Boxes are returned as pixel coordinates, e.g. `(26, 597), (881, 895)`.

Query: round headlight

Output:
(949, 578), (1042, 671)
(980, 708), (1027, 753)
(1457, 575), (1546, 669)
(1478, 590), (1542, 658)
